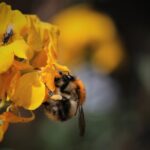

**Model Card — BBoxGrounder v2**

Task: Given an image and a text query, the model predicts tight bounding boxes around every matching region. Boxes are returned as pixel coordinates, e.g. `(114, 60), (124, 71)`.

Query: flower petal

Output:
(0, 47), (14, 73)
(54, 63), (70, 72)
(7, 70), (21, 98)
(13, 60), (33, 71)
(41, 65), (56, 91)
(0, 2), (11, 33)
(31, 50), (47, 68)
(0, 68), (19, 99)
(11, 10), (27, 35)
(12, 71), (45, 110)
(12, 39), (29, 59)
(26, 15), (42, 52)
(0, 2), (27, 35)
(0, 39), (30, 73)
(0, 111), (35, 123)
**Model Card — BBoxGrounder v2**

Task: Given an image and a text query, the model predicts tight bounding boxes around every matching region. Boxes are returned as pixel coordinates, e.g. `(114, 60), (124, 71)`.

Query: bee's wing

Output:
(78, 105), (85, 136)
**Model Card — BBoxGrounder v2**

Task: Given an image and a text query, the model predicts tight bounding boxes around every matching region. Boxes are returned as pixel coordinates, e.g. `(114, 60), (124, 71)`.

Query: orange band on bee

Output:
(75, 79), (86, 105)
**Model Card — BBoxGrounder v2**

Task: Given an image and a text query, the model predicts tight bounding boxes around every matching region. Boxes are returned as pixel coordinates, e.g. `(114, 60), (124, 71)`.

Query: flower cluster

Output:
(0, 2), (70, 141)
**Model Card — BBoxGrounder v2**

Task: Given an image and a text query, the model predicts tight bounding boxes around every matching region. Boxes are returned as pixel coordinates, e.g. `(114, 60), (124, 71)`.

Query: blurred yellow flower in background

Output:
(52, 4), (124, 73)
(0, 2), (70, 141)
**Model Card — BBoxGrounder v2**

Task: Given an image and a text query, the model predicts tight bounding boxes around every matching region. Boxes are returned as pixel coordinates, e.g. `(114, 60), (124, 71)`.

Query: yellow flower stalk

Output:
(0, 2), (71, 141)
(52, 4), (124, 73)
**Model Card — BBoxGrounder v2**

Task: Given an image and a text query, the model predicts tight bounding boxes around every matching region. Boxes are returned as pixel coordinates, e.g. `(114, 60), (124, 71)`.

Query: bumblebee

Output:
(3, 25), (13, 44)
(43, 72), (86, 136)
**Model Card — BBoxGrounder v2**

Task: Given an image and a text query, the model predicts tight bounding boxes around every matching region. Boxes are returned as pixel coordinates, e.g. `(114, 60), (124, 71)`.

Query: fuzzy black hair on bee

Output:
(55, 72), (75, 92)
(44, 97), (71, 121)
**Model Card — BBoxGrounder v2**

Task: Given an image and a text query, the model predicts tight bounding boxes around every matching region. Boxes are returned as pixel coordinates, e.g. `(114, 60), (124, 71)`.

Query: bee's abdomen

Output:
(58, 99), (71, 121)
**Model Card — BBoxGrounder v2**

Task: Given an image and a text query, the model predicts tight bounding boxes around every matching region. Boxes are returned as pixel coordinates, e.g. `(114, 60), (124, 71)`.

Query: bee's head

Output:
(54, 72), (75, 87)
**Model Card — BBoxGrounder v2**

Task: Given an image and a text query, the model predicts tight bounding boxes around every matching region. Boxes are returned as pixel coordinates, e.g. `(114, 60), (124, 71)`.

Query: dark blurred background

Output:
(0, 0), (150, 150)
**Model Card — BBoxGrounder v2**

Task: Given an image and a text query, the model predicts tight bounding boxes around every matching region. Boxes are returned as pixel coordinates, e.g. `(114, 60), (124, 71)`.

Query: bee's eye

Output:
(62, 74), (75, 82)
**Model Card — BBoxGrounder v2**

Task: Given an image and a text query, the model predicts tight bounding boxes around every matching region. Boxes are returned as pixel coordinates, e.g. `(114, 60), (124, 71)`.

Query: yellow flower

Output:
(0, 2), (69, 104)
(12, 71), (45, 110)
(0, 2), (30, 74)
(52, 4), (124, 73)
(0, 2), (72, 142)
(25, 15), (43, 53)
(0, 39), (30, 73)
(30, 19), (69, 91)
(0, 67), (19, 100)
(0, 2), (27, 36)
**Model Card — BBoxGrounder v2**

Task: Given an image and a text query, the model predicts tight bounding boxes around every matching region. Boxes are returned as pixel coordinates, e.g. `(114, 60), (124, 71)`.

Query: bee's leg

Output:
(50, 94), (62, 101)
